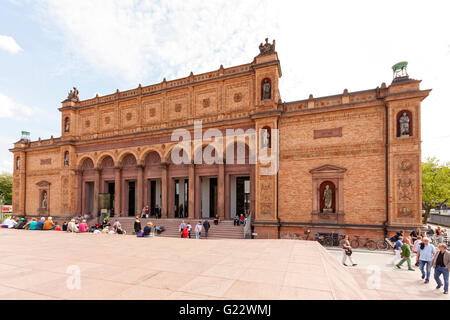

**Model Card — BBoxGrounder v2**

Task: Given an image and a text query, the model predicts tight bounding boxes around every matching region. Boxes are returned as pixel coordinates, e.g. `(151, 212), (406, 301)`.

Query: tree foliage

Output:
(422, 157), (450, 223)
(0, 173), (12, 205)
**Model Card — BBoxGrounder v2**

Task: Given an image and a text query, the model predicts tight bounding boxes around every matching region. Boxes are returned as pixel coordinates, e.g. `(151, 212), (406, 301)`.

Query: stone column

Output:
(168, 177), (174, 218)
(218, 163), (225, 219)
(224, 173), (230, 220)
(114, 166), (122, 217)
(250, 164), (255, 220)
(75, 170), (83, 216)
(161, 162), (168, 218)
(93, 168), (101, 216)
(188, 163), (195, 219)
(136, 164), (144, 216)
(195, 174), (201, 219)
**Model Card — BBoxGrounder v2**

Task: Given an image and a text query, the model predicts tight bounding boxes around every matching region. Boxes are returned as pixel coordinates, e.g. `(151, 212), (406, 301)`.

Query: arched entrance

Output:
(81, 158), (95, 215)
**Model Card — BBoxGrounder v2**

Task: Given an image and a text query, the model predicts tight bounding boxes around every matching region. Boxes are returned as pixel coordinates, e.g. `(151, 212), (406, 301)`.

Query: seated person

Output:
(43, 217), (55, 230)
(14, 218), (27, 229)
(29, 218), (38, 230)
(182, 227), (189, 238)
(62, 221), (68, 231)
(233, 216), (239, 226)
(36, 217), (45, 230)
(54, 225), (62, 231)
(116, 225), (126, 235)
(154, 225), (165, 234)
(239, 214), (245, 225)
(143, 222), (152, 237)
(1, 216), (16, 228)
(78, 219), (88, 233)
(214, 214), (220, 225)
(102, 226), (110, 234)
(67, 219), (78, 233)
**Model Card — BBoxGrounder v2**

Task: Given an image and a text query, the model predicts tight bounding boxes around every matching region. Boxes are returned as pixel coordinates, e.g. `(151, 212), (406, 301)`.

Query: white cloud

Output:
(39, 0), (280, 84)
(0, 93), (40, 120)
(34, 0), (450, 161)
(0, 35), (22, 54)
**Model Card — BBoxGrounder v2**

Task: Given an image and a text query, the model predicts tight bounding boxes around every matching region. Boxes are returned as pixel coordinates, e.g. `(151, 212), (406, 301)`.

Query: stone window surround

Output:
(310, 164), (346, 218)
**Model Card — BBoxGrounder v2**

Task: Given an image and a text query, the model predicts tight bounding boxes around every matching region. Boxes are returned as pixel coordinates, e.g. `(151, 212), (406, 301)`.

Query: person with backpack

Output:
(203, 219), (210, 238)
(340, 235), (357, 267)
(396, 238), (414, 271)
(392, 235), (404, 264)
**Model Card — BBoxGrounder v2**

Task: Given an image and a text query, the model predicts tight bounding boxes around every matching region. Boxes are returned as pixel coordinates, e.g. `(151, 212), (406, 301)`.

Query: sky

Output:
(0, 0), (449, 173)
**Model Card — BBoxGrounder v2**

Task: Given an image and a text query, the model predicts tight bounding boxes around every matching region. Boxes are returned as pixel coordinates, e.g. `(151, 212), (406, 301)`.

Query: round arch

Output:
(76, 155), (95, 170)
(96, 152), (117, 169)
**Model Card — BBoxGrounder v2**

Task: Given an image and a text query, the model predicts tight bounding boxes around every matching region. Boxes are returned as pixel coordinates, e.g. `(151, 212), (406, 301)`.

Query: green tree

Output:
(0, 173), (12, 205)
(422, 158), (450, 223)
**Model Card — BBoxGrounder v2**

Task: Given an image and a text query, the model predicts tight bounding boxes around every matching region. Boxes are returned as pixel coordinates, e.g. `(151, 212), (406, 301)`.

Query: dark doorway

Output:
(209, 177), (218, 218)
(150, 180), (156, 215)
(184, 179), (189, 218)
(85, 182), (94, 215)
(107, 182), (115, 217)
(174, 179), (180, 218)
(128, 181), (136, 217)
(236, 176), (250, 217)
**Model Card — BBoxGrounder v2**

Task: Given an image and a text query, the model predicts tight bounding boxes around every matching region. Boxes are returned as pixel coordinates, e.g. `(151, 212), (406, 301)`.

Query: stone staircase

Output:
(109, 217), (245, 239)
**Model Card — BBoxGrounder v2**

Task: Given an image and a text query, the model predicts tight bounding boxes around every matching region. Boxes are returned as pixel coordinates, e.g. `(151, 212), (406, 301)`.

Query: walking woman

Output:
(134, 216), (142, 235)
(340, 235), (357, 267)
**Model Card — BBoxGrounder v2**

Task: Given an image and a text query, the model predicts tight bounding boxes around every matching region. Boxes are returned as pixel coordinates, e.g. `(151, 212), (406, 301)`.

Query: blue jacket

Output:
(36, 220), (44, 230)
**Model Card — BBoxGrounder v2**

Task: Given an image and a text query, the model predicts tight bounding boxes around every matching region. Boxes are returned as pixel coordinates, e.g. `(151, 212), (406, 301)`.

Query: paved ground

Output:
(0, 229), (448, 300)
(327, 248), (449, 300)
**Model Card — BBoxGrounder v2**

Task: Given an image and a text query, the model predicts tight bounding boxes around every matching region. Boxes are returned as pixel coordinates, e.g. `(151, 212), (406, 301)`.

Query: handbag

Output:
(345, 249), (352, 256)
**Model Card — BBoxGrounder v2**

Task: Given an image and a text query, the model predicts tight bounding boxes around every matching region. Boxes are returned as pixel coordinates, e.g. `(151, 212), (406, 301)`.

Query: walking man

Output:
(392, 236), (404, 264)
(431, 243), (449, 294)
(203, 219), (210, 238)
(340, 235), (357, 267)
(417, 237), (436, 283)
(396, 238), (414, 271)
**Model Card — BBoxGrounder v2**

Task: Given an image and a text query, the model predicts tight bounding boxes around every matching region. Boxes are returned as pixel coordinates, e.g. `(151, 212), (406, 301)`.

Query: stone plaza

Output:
(0, 229), (448, 300)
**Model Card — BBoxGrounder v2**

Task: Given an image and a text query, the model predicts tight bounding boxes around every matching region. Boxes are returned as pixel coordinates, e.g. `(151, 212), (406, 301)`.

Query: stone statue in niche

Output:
(64, 118), (70, 132)
(323, 185), (333, 212)
(261, 128), (270, 149)
(64, 152), (70, 167)
(262, 79), (271, 100)
(42, 191), (47, 209)
(399, 112), (410, 137)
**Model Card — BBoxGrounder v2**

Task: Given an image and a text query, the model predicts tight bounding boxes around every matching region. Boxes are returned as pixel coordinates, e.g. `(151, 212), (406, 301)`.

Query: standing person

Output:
(179, 220), (186, 238)
(145, 206), (150, 218)
(140, 207), (146, 218)
(195, 221), (203, 239)
(214, 214), (220, 225)
(413, 236), (423, 267)
(431, 243), (449, 294)
(203, 219), (210, 238)
(134, 216), (142, 235)
(392, 236), (404, 265)
(417, 237), (436, 283)
(396, 238), (414, 271)
(182, 227), (189, 238)
(340, 235), (357, 267)
(186, 222), (192, 238)
(410, 228), (421, 244)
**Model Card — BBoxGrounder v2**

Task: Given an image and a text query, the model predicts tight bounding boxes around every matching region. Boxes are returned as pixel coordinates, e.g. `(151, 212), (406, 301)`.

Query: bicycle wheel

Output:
(324, 238), (333, 247)
(366, 240), (377, 251)
(350, 239), (360, 248)
(377, 240), (388, 250)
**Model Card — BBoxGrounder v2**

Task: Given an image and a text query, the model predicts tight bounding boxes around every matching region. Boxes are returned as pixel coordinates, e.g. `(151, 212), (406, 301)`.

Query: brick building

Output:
(10, 40), (430, 239)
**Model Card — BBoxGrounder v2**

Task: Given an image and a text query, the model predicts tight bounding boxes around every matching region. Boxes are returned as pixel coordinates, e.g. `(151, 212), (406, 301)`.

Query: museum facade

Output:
(10, 40), (430, 239)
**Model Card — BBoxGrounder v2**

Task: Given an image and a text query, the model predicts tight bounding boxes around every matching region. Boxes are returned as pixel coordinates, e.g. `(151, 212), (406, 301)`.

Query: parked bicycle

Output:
(350, 236), (377, 251)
